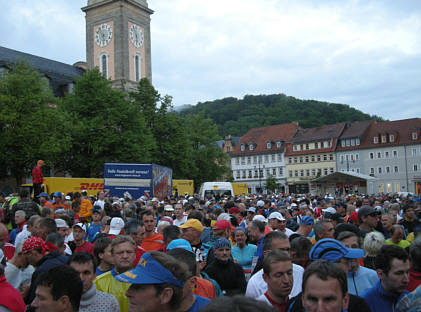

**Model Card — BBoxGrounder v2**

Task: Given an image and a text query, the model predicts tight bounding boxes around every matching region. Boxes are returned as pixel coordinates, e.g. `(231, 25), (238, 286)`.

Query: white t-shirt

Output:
(93, 199), (105, 210)
(173, 216), (188, 227)
(246, 264), (304, 299)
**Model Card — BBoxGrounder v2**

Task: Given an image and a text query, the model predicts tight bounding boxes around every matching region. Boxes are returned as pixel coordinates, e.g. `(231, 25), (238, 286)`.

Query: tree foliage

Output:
(0, 61), (71, 183)
(265, 175), (278, 193)
(179, 94), (385, 137)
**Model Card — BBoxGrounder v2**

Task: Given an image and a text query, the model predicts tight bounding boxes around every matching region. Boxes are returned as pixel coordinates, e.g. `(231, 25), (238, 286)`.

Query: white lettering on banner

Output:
(104, 178), (151, 187)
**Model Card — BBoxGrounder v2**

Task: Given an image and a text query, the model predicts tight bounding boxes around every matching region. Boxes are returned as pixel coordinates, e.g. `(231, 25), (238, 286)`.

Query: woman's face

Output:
(235, 230), (247, 247)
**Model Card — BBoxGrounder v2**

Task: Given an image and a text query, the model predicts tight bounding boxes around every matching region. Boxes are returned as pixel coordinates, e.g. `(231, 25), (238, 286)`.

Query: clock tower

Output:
(82, 0), (153, 92)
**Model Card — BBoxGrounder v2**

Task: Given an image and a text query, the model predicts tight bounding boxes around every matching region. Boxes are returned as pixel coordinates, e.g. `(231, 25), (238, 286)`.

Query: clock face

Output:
(130, 24), (144, 48)
(95, 23), (113, 47)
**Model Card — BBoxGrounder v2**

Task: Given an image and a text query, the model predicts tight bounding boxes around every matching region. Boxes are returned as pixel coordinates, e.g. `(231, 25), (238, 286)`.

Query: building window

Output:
(412, 148), (417, 156)
(253, 156), (257, 164)
(412, 132), (418, 140)
(248, 170), (252, 178)
(293, 145), (297, 151)
(386, 166), (390, 173)
(250, 144), (255, 151)
(288, 157), (292, 164)
(414, 164), (419, 172)
(276, 141), (282, 148)
(373, 136), (379, 144)
(267, 142), (272, 149)
(395, 183), (400, 192)
(321, 142), (324, 148)
(305, 156), (309, 162)
(278, 154), (282, 162)
(272, 154), (276, 162)
(393, 150), (398, 157)
(389, 135), (394, 142)
(134, 53), (142, 81)
(305, 143), (309, 150)
(235, 158), (239, 165)
(385, 151), (389, 158)
(305, 169), (309, 176)
(356, 138), (360, 145)
(341, 140), (345, 147)
(340, 155), (344, 163)
(242, 170), (246, 178)
(300, 170), (304, 177)
(254, 170), (258, 178)
(236, 171), (240, 179)
(264, 155), (269, 163)
(394, 166), (399, 173)
(369, 152), (374, 159)
(356, 168), (360, 173)
(294, 157), (297, 163)
(247, 157), (251, 164)
(330, 167), (334, 173)
(294, 170), (298, 177)
(241, 157), (245, 165)
(300, 144), (303, 151)
(377, 152), (382, 159)
(241, 144), (245, 151)
(346, 139), (351, 147)
(300, 156), (303, 163)
(315, 142), (319, 149)
(355, 153), (359, 160)
(279, 167), (283, 176)
(323, 154), (327, 161)
(351, 138), (356, 146)
(272, 168), (277, 176)
(311, 155), (315, 162)
(289, 170), (293, 177)
(324, 168), (328, 175)
(329, 154), (334, 160)
(311, 169), (316, 176)
(370, 168), (374, 174)
(378, 167), (382, 174)
(100, 53), (108, 78)
(317, 155), (321, 162)
(381, 135), (387, 143)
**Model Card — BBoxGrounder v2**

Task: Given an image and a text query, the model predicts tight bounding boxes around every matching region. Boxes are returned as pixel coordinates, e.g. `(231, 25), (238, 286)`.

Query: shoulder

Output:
(292, 263), (304, 273)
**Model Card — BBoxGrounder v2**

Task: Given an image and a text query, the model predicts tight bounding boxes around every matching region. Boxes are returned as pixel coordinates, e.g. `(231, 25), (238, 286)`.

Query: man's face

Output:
(379, 258), (410, 297)
(25, 249), (42, 266)
(381, 215), (394, 229)
(142, 215), (156, 233)
(125, 284), (162, 312)
(321, 222), (335, 239)
(112, 241), (136, 273)
(405, 208), (415, 219)
(31, 285), (64, 312)
(269, 238), (291, 255)
(54, 196), (61, 204)
(263, 260), (293, 299)
(92, 212), (102, 222)
(98, 192), (105, 200)
(70, 261), (96, 294)
(181, 227), (201, 245)
(391, 227), (404, 242)
(133, 226), (146, 246)
(214, 247), (231, 262)
(57, 227), (68, 238)
(364, 213), (379, 228)
(174, 205), (184, 218)
(246, 211), (255, 221)
(39, 196), (47, 204)
(73, 226), (86, 242)
(99, 245), (114, 266)
(302, 275), (349, 312)
(247, 225), (261, 243)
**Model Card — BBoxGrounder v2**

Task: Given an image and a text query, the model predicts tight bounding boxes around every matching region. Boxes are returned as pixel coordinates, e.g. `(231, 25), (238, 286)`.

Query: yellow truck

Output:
(232, 182), (248, 196)
(41, 177), (104, 196)
(172, 179), (194, 196)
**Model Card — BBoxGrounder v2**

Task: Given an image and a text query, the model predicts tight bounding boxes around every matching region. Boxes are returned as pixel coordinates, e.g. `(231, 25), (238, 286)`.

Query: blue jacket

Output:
(231, 244), (257, 270)
(347, 265), (379, 296)
(362, 280), (409, 312)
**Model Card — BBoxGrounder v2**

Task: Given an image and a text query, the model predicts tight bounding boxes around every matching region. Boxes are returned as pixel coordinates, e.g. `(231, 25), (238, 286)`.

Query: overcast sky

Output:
(1, 0), (421, 120)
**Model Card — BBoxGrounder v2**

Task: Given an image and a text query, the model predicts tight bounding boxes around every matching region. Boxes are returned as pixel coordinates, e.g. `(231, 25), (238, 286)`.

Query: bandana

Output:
(22, 236), (47, 256)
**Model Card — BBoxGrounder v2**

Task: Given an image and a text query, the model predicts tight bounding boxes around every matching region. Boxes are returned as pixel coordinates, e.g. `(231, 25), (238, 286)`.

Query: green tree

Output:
(265, 174), (278, 193)
(0, 61), (71, 184)
(60, 69), (155, 177)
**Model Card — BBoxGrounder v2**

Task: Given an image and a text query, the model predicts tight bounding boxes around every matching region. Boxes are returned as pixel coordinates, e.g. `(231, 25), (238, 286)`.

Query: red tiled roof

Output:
(358, 118), (421, 149)
(336, 120), (374, 151)
(231, 122), (300, 156)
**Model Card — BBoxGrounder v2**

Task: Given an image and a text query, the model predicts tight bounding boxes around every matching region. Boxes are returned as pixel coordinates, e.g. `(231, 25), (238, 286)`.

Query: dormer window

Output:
(341, 140), (345, 147)
(241, 144), (245, 152)
(356, 138), (360, 145)
(249, 144), (254, 151)
(276, 141), (282, 148)
(381, 135), (387, 143)
(389, 135), (395, 142)
(412, 132), (418, 140)
(267, 141), (272, 149)
(373, 136), (379, 144)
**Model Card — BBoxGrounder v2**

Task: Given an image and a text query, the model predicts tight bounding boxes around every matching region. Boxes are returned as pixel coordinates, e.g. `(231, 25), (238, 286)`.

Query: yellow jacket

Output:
(79, 198), (93, 218)
(95, 269), (130, 312)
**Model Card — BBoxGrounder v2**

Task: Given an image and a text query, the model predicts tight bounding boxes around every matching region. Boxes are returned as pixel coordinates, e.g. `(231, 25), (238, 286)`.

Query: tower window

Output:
(100, 53), (108, 78)
(134, 53), (142, 82)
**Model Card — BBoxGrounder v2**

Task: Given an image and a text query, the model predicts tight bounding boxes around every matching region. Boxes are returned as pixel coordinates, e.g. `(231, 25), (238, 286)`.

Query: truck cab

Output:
(199, 182), (234, 200)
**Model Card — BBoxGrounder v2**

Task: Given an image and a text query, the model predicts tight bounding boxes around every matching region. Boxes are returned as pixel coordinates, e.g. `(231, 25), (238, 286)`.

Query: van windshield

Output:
(204, 190), (232, 200)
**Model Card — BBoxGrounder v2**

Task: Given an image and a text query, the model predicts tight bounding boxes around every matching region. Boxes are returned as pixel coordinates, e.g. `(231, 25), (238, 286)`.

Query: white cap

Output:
(164, 205), (174, 212)
(268, 211), (285, 221)
(151, 197), (159, 202)
(252, 215), (267, 223)
(291, 203), (298, 207)
(217, 213), (231, 221)
(55, 219), (69, 229)
(109, 217), (125, 235)
(322, 207), (337, 214)
(73, 223), (87, 232)
(257, 200), (265, 207)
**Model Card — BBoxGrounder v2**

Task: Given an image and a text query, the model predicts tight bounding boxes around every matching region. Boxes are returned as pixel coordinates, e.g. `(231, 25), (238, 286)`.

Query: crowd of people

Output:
(0, 188), (420, 312)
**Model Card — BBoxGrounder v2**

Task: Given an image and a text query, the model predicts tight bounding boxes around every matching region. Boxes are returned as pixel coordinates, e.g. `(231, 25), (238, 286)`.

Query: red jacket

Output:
(32, 165), (43, 184)
(0, 275), (26, 312)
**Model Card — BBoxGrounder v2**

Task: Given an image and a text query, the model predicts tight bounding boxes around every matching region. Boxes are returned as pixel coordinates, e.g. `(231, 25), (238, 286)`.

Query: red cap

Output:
(349, 211), (359, 223)
(228, 207), (240, 214)
(213, 220), (231, 231)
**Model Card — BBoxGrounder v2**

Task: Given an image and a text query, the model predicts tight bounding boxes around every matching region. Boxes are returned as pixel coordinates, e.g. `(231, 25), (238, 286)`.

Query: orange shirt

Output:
(79, 199), (93, 218)
(195, 277), (216, 300)
(141, 232), (165, 251)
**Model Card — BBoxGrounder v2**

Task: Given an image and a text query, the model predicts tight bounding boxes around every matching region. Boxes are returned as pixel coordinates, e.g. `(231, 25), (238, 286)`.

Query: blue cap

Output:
(309, 239), (364, 262)
(37, 192), (49, 198)
(213, 238), (231, 250)
(301, 216), (314, 225)
(114, 253), (184, 287)
(167, 239), (193, 252)
(53, 192), (62, 197)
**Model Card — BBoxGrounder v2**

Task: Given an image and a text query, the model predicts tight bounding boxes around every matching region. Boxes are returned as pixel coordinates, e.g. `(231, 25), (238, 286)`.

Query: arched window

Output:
(99, 53), (108, 78)
(134, 53), (142, 81)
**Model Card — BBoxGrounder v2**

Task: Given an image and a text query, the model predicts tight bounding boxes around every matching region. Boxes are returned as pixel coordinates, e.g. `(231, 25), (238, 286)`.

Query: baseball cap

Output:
(301, 216), (314, 225)
(37, 192), (49, 198)
(55, 219), (69, 229)
(53, 192), (62, 197)
(114, 252), (184, 288)
(179, 219), (204, 233)
(268, 211), (285, 221)
(92, 206), (102, 214)
(54, 208), (65, 215)
(212, 220), (231, 231)
(164, 205), (174, 212)
(322, 207), (337, 214)
(151, 197), (159, 202)
(252, 215), (267, 223)
(228, 207), (240, 214)
(309, 238), (364, 262)
(214, 238), (231, 249)
(247, 207), (256, 213)
(166, 239), (193, 252)
(257, 200), (265, 207)
(358, 205), (376, 219)
(73, 223), (87, 232)
(217, 213), (231, 222)
(109, 217), (125, 235)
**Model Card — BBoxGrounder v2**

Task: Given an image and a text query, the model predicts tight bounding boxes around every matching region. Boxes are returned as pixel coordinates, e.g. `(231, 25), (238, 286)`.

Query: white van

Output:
(199, 182), (234, 200)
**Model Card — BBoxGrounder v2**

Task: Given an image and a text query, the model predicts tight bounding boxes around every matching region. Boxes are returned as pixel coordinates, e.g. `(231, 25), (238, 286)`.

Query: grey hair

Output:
(363, 231), (385, 256)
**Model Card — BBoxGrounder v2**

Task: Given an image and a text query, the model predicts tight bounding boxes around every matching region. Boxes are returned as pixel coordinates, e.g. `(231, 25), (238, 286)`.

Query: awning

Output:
(311, 171), (377, 183)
